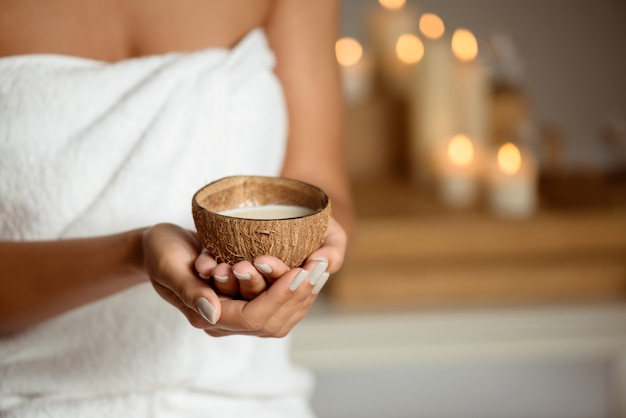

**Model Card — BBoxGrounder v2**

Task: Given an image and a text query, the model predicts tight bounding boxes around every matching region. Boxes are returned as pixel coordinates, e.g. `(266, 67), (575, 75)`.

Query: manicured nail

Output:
(289, 269), (309, 291)
(213, 274), (229, 283)
(308, 260), (328, 285)
(233, 271), (252, 281)
(254, 262), (272, 274)
(198, 272), (210, 280)
(312, 272), (330, 295)
(196, 297), (217, 324)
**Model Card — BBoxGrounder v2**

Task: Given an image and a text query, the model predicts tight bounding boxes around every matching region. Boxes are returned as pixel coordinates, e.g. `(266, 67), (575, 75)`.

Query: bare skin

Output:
(0, 0), (354, 337)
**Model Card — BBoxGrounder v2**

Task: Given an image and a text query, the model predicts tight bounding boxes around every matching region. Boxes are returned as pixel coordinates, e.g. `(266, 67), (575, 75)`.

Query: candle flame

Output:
(497, 142), (522, 175)
(451, 28), (478, 62)
(447, 134), (474, 167)
(335, 37), (363, 67)
(395, 34), (424, 64)
(379, 0), (406, 10)
(419, 13), (445, 40)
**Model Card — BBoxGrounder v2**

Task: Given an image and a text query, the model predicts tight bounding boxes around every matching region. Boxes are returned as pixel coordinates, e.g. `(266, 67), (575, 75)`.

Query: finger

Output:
(272, 269), (331, 337)
(206, 271), (330, 338)
(232, 260), (268, 300)
(216, 267), (305, 335)
(252, 255), (291, 286)
(161, 256), (224, 325)
(256, 266), (324, 337)
(312, 271), (331, 295)
(151, 279), (221, 328)
(269, 254), (332, 335)
(211, 263), (239, 297)
(194, 248), (218, 279)
(219, 264), (325, 337)
(307, 217), (347, 273)
(301, 257), (329, 289)
(202, 268), (331, 338)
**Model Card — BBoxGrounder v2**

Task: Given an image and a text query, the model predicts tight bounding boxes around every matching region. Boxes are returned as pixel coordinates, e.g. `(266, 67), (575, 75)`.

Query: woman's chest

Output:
(0, 0), (272, 62)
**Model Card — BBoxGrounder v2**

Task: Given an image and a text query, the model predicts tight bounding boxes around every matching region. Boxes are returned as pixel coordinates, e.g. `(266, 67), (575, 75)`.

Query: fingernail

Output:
(254, 262), (272, 274)
(213, 274), (229, 283)
(233, 271), (252, 281)
(289, 269), (309, 291)
(198, 272), (210, 280)
(308, 260), (328, 285)
(196, 297), (217, 324)
(312, 256), (328, 263)
(312, 272), (330, 295)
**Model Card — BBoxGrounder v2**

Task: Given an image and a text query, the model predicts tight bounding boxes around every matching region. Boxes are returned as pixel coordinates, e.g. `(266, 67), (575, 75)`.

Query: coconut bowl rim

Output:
(192, 175), (330, 221)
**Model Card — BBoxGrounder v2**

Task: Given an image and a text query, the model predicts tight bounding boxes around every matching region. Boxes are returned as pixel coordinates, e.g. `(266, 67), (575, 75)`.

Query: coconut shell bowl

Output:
(192, 175), (331, 268)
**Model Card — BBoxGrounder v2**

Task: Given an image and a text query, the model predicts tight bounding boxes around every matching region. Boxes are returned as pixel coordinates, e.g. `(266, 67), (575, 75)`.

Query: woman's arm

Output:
(266, 0), (355, 251)
(0, 230), (147, 335)
(1, 220), (324, 340)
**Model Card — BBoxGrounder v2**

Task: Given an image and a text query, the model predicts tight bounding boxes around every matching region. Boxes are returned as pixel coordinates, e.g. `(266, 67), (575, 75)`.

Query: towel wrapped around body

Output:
(0, 29), (315, 417)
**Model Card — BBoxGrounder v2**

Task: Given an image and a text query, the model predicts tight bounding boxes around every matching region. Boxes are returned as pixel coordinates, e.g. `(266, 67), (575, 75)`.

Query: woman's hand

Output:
(201, 261), (328, 337)
(194, 216), (347, 301)
(142, 223), (223, 325)
(143, 218), (347, 337)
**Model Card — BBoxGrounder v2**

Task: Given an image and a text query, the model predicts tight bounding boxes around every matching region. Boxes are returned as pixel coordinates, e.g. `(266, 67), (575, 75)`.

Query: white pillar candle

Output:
(487, 142), (538, 218)
(436, 133), (479, 208)
(389, 33), (424, 95)
(451, 29), (490, 176)
(366, 0), (419, 94)
(409, 13), (455, 183)
(336, 37), (374, 105)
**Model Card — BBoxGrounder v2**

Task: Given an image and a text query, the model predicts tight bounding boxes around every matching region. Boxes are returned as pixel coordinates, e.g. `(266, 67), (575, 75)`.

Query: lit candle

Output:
(451, 28), (490, 162)
(336, 37), (374, 105)
(386, 32), (424, 95)
(408, 12), (455, 183)
(366, 0), (419, 94)
(436, 133), (479, 208)
(487, 142), (538, 218)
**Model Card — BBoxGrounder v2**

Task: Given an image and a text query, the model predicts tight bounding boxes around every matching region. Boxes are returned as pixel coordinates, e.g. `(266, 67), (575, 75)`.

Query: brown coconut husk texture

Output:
(192, 175), (331, 268)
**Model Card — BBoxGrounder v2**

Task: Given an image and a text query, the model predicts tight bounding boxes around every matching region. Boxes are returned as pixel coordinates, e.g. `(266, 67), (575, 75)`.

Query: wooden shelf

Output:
(328, 179), (626, 308)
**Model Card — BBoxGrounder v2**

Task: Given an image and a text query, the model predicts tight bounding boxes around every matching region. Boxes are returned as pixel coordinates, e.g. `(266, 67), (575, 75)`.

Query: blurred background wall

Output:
(340, 0), (626, 169)
(300, 1), (626, 417)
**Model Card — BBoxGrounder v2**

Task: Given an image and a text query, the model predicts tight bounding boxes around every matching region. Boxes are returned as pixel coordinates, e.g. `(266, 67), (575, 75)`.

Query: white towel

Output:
(0, 29), (315, 417)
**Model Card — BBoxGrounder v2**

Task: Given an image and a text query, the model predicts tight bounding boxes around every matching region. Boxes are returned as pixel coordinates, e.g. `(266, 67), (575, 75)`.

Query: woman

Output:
(0, 0), (354, 416)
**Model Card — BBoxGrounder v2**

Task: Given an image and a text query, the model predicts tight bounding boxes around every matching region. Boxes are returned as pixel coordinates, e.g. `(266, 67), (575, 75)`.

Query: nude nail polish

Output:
(196, 297), (217, 324)
(213, 275), (229, 283)
(254, 262), (272, 274)
(308, 260), (328, 285)
(289, 269), (309, 291)
(312, 272), (330, 295)
(233, 271), (252, 281)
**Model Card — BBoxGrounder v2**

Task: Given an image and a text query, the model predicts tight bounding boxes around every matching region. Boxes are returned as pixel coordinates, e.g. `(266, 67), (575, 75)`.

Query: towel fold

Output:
(0, 28), (287, 240)
(0, 29), (314, 417)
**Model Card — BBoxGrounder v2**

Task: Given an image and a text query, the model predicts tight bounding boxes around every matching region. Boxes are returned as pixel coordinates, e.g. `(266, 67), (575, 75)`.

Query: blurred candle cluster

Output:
(336, 0), (540, 219)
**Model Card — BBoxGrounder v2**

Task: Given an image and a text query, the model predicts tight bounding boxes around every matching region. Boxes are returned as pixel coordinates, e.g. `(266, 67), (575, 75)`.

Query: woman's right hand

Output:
(203, 257), (327, 338)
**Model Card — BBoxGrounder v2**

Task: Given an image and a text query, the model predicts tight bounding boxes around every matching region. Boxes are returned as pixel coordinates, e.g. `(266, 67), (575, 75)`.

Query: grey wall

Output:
(340, 0), (626, 168)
